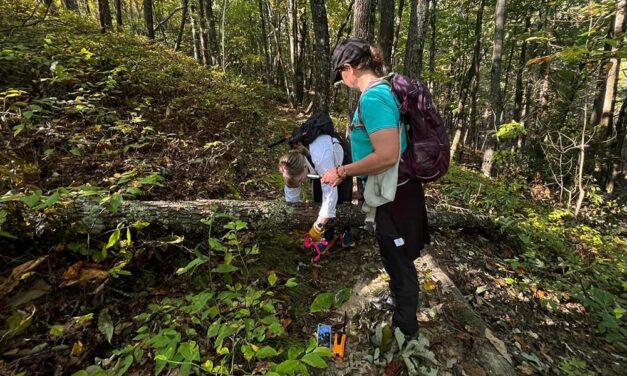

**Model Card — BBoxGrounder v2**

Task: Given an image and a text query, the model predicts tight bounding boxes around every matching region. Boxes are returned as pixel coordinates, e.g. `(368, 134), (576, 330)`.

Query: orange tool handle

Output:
(333, 333), (347, 359)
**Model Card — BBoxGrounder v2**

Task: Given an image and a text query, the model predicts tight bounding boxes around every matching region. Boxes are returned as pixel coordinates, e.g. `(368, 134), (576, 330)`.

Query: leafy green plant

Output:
(496, 120), (527, 140)
(309, 287), (353, 313)
(72, 218), (332, 375)
(366, 325), (438, 376)
(559, 357), (594, 376)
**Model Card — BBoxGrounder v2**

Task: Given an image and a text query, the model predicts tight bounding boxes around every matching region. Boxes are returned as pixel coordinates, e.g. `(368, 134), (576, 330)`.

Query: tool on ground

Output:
(303, 234), (328, 262)
(333, 312), (348, 359)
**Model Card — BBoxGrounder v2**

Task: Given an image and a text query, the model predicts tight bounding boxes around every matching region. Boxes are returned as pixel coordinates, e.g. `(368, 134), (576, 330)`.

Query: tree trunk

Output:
(175, 0), (189, 52)
(501, 41), (515, 111)
(348, 0), (374, 126)
(309, 0), (331, 112)
(288, 0), (304, 105)
(44, 0), (57, 13)
(128, 0), (134, 32)
(331, 0), (354, 51)
(190, 5), (199, 61)
(575, 105), (588, 216)
(85, 0), (92, 15)
(600, 0), (626, 130)
(536, 4), (552, 122)
(144, 0), (155, 39)
(98, 0), (113, 33)
(391, 0), (405, 67)
(513, 16), (530, 122)
(428, 0), (437, 89)
(266, 1), (294, 106)
(63, 0), (79, 11)
(482, 0), (507, 177)
(378, 0), (395, 70)
(404, 0), (429, 79)
(606, 95), (627, 193)
(115, 0), (122, 31)
(3, 200), (498, 238)
(288, 0), (297, 74)
(353, 0), (374, 43)
(601, 0), (627, 188)
(258, 0), (271, 85)
(590, 17), (616, 128)
(469, 64), (480, 156)
(221, 0), (228, 72)
(197, 0), (209, 66)
(205, 0), (219, 65)
(295, 9), (307, 105)
(449, 0), (485, 161)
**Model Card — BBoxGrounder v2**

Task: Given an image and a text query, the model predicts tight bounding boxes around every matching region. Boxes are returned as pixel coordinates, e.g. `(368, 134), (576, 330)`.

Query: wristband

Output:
(336, 165), (347, 178)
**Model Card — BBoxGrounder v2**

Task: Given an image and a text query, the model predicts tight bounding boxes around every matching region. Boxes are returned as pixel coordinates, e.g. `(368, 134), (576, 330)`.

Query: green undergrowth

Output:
(439, 164), (626, 348)
(89, 219), (333, 376)
(1, 6), (286, 201)
(1, 211), (336, 375)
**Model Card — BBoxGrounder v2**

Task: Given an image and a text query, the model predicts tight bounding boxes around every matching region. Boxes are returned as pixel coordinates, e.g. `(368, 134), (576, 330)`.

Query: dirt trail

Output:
(301, 231), (517, 376)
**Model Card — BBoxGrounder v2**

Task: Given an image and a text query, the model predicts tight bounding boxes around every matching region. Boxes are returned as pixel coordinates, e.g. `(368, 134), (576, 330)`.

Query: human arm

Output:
(309, 136), (338, 226)
(321, 128), (400, 187)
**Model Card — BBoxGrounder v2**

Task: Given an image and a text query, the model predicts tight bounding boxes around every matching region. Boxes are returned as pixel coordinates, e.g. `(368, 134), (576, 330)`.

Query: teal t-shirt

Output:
(350, 82), (407, 165)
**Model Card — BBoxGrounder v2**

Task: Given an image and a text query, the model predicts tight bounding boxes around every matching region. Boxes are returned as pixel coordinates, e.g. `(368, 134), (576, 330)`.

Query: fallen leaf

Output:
(0, 256), (48, 298)
(513, 335), (526, 352)
(70, 341), (84, 357)
(280, 319), (292, 330)
(98, 309), (114, 343)
(521, 352), (545, 369)
(423, 280), (437, 291)
(484, 328), (513, 364)
(384, 360), (403, 375)
(518, 362), (536, 375)
(526, 330), (539, 339)
(3, 306), (36, 339)
(527, 55), (552, 66)
(61, 262), (108, 287)
(475, 285), (488, 295)
(8, 279), (51, 307)
(461, 361), (487, 376)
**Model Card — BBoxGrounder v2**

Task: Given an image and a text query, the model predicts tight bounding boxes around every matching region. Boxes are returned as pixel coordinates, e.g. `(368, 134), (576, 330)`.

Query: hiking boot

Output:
(341, 229), (355, 248)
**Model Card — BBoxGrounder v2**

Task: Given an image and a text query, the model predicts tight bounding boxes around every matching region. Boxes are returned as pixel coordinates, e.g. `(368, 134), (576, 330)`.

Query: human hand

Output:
(321, 166), (344, 187)
(307, 222), (324, 242)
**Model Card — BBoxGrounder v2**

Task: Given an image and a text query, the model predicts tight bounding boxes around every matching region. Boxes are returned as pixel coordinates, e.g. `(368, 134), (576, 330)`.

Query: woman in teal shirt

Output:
(322, 37), (430, 338)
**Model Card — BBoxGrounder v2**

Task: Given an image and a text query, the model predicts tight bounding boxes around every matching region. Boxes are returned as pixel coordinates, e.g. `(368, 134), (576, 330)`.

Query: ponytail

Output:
(353, 44), (385, 77)
(278, 146), (310, 188)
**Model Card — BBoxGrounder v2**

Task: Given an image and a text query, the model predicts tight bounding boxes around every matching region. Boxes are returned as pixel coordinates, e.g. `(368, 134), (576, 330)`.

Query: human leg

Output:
(376, 233), (419, 337)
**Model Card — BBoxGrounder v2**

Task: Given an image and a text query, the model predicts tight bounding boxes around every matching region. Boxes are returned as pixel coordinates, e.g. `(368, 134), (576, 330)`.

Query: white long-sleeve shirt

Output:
(284, 135), (345, 219)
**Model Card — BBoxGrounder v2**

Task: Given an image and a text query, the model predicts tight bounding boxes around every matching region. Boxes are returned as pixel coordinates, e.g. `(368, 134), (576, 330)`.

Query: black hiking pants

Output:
(374, 180), (430, 337)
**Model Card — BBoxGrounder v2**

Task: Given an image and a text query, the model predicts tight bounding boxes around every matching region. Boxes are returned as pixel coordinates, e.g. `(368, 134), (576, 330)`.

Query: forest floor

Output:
(1, 7), (625, 376)
(2, 218), (624, 375)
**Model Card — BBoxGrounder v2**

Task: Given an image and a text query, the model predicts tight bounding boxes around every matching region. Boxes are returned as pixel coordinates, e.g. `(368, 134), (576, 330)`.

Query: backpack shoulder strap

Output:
(356, 76), (396, 127)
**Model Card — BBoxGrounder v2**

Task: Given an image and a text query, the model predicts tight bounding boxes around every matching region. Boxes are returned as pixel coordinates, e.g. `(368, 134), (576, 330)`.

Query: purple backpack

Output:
(359, 73), (450, 183)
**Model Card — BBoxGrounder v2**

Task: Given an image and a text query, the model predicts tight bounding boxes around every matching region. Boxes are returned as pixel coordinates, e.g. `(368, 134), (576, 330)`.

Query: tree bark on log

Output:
(3, 200), (496, 238)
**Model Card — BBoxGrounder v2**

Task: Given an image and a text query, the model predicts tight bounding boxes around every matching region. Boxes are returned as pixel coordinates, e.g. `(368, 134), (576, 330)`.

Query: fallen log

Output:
(3, 199), (497, 237)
